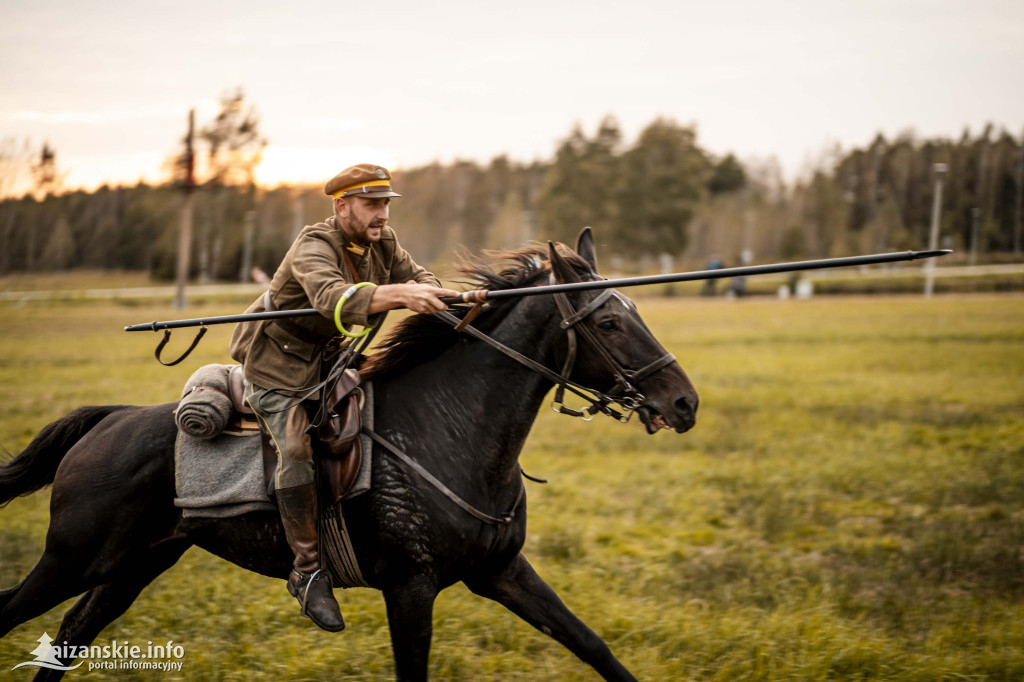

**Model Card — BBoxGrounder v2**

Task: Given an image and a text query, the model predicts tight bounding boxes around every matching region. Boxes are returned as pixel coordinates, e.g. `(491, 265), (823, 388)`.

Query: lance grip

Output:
(439, 290), (488, 306)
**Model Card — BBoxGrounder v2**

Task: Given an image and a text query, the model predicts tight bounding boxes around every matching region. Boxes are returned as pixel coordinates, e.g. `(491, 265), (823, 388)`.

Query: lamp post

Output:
(924, 163), (947, 298)
(174, 109), (196, 309)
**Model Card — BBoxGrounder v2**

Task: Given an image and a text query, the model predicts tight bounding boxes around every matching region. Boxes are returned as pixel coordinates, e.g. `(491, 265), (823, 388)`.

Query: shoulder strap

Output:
(342, 250), (362, 282)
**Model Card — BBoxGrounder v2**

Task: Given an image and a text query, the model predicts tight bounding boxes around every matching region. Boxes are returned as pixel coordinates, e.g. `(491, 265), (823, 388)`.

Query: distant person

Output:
(250, 266), (270, 284)
(701, 254), (724, 296)
(728, 251), (752, 298)
(229, 164), (459, 632)
(728, 274), (747, 298)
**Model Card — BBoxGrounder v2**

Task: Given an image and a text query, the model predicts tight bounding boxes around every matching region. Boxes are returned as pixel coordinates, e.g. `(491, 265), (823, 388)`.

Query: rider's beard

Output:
(341, 213), (386, 245)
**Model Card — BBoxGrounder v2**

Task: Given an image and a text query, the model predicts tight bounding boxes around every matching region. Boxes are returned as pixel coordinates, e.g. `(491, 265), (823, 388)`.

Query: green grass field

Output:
(1, 294), (1023, 680)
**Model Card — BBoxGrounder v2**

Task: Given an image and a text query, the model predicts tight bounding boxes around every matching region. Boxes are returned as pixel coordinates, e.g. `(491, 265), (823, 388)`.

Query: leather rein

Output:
(387, 275), (674, 543)
(436, 274), (676, 424)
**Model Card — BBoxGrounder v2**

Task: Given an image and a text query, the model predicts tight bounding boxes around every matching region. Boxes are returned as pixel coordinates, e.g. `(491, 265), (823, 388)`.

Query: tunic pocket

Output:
(265, 321), (317, 362)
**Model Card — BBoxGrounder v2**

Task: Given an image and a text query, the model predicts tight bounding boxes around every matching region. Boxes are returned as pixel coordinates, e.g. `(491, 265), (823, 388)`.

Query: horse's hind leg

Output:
(30, 538), (190, 682)
(1, 402), (180, 641)
(0, 552), (91, 640)
(0, 527), (166, 639)
(465, 553), (637, 682)
(0, 520), (186, 642)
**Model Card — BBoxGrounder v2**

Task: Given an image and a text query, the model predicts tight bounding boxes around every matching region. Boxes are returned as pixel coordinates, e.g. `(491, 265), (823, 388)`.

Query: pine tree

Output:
(29, 632), (60, 664)
(614, 118), (712, 257)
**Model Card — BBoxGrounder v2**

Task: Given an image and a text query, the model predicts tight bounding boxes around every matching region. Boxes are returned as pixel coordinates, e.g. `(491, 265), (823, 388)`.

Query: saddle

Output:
(226, 365), (364, 507)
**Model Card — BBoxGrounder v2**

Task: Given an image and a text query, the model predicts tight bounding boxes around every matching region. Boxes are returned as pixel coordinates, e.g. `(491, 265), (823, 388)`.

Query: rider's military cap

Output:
(324, 164), (401, 199)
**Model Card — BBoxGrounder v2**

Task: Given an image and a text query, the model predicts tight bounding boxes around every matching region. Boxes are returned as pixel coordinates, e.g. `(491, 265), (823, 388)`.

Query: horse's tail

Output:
(0, 405), (129, 506)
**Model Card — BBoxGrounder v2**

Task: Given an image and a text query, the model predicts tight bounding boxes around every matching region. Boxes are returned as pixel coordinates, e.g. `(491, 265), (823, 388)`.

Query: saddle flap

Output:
(323, 391), (361, 447)
(318, 434), (362, 510)
(318, 369), (362, 452)
(316, 368), (364, 507)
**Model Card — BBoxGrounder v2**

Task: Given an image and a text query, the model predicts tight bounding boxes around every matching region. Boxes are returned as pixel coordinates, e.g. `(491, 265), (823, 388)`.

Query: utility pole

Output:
(924, 163), (947, 298)
(239, 209), (256, 282)
(292, 189), (304, 240)
(1014, 147), (1023, 255)
(174, 110), (196, 309)
(969, 207), (981, 266)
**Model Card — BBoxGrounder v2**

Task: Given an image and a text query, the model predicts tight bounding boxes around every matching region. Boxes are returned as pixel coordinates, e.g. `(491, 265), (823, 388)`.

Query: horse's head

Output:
(546, 228), (698, 434)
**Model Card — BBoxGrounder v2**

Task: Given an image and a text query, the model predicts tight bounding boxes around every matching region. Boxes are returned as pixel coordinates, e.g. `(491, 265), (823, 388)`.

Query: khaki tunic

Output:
(229, 217), (440, 390)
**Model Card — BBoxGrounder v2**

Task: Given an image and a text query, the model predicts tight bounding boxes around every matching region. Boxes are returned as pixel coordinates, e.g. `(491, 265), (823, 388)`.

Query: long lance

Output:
(441, 249), (952, 306)
(124, 249), (951, 333)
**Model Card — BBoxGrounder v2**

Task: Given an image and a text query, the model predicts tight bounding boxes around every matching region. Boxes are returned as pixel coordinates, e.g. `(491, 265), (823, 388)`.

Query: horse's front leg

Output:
(465, 553), (637, 682)
(383, 574), (438, 682)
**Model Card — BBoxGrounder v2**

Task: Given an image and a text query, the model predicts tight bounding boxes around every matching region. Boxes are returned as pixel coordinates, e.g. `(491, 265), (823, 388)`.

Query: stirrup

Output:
(293, 568), (325, 616)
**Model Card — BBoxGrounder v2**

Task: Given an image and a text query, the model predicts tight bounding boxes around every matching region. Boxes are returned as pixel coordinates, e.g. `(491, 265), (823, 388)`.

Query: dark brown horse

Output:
(0, 230), (698, 681)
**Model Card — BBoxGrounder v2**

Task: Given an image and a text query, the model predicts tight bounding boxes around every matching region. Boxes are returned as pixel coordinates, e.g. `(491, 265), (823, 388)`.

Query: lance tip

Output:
(913, 249), (953, 259)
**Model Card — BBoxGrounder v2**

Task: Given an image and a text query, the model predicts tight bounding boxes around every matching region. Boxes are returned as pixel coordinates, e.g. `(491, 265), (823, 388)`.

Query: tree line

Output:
(1, 106), (1021, 281)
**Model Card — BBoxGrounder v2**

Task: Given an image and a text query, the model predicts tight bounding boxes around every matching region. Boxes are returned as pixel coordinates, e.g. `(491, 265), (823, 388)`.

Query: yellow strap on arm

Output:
(334, 282), (377, 338)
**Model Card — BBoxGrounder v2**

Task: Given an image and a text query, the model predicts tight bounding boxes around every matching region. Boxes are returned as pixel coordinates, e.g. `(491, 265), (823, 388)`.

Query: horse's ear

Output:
(547, 241), (581, 284)
(575, 226), (598, 272)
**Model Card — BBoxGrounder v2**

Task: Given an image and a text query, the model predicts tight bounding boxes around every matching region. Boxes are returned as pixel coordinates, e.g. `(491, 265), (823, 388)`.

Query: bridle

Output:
(435, 272), (677, 424)
(548, 275), (677, 420)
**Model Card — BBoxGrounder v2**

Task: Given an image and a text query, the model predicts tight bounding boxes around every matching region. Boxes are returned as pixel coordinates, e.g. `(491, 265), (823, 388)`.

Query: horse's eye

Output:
(597, 320), (618, 332)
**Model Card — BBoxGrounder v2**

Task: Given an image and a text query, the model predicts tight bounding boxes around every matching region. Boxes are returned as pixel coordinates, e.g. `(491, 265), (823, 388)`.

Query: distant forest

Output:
(1, 96), (1021, 280)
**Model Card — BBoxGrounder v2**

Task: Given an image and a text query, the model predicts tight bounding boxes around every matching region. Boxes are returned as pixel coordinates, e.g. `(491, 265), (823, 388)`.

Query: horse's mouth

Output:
(637, 406), (672, 434)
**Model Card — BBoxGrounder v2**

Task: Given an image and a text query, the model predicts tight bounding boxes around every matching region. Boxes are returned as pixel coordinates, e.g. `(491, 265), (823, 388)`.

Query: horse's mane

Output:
(360, 243), (594, 382)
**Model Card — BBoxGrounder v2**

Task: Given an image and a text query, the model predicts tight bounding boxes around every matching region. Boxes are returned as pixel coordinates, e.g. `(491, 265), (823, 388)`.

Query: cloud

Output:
(310, 118), (363, 134)
(255, 145), (395, 187)
(3, 100), (218, 126)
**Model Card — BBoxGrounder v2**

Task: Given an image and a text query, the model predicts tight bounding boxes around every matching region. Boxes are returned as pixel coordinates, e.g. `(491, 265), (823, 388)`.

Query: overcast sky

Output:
(1, 0), (1021, 191)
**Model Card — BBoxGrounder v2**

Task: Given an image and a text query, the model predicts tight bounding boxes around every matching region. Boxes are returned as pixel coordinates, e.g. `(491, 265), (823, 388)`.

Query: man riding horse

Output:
(229, 164), (458, 631)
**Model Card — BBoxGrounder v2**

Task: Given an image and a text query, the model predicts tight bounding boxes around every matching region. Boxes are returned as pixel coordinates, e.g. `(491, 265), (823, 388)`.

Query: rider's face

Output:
(336, 196), (390, 244)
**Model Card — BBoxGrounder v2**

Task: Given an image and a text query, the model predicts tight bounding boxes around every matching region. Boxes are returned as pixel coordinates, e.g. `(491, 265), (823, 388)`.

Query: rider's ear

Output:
(575, 226), (598, 272)
(548, 241), (581, 284)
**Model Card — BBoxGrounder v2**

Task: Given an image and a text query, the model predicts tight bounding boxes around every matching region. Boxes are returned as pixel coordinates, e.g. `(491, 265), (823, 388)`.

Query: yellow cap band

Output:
(332, 179), (392, 198)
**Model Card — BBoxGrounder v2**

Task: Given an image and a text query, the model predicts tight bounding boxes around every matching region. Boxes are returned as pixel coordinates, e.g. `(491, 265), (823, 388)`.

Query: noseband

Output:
(436, 275), (676, 423)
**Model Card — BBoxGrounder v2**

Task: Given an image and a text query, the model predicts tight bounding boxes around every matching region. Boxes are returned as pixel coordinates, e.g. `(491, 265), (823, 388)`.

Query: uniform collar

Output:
(344, 241), (368, 258)
(328, 215), (371, 261)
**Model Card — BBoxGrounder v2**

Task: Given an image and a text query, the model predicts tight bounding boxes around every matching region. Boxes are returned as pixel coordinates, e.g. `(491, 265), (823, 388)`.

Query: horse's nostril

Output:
(675, 395), (697, 417)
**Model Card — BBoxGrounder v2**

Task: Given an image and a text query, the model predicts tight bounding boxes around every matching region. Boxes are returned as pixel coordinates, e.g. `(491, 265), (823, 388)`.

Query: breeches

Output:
(246, 383), (314, 489)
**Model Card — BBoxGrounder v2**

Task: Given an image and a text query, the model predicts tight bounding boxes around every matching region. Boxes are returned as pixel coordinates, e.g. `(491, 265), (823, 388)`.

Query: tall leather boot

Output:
(277, 482), (346, 632)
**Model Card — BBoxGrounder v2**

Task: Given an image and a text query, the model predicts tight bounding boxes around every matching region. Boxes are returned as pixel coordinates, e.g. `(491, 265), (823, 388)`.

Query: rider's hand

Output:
(400, 281), (461, 314)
